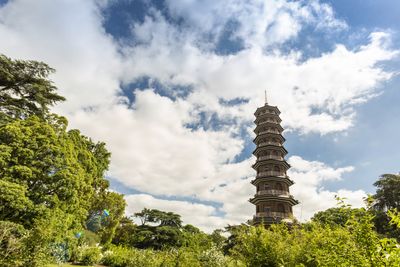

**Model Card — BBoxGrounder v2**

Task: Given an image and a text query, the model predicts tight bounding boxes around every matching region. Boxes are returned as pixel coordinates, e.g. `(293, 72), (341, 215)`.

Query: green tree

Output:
(0, 116), (111, 227)
(0, 180), (33, 222)
(0, 54), (65, 123)
(112, 216), (137, 246)
(131, 209), (185, 250)
(134, 208), (182, 227)
(87, 190), (126, 244)
(311, 207), (366, 227)
(373, 173), (400, 211)
(372, 173), (400, 240)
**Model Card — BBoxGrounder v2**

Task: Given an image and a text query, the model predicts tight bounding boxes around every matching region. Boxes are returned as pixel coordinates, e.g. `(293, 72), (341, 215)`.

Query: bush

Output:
(198, 246), (229, 267)
(0, 221), (29, 267)
(101, 245), (237, 267)
(102, 246), (132, 267)
(79, 246), (102, 266)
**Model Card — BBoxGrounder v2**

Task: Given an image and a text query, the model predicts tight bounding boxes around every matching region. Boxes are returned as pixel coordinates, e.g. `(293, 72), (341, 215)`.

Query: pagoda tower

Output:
(250, 95), (298, 225)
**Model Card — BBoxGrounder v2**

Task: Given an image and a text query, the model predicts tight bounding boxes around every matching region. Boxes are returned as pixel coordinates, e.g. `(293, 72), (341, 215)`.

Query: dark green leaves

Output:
(0, 54), (65, 123)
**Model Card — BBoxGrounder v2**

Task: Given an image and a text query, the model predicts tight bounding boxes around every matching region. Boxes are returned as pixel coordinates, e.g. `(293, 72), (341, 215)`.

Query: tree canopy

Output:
(373, 173), (400, 211)
(0, 54), (65, 123)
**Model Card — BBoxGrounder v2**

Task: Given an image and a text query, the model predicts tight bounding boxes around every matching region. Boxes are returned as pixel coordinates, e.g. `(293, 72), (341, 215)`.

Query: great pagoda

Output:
(250, 94), (298, 225)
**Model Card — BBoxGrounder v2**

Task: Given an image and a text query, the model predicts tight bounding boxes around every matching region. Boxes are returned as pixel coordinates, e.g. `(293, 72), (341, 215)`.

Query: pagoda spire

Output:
(264, 90), (268, 105)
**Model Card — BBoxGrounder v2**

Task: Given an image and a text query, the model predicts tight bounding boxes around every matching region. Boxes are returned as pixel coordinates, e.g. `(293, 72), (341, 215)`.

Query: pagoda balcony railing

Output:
(258, 119), (279, 125)
(257, 155), (283, 161)
(258, 141), (281, 147)
(258, 130), (280, 135)
(257, 171), (286, 178)
(256, 189), (289, 196)
(255, 212), (290, 218)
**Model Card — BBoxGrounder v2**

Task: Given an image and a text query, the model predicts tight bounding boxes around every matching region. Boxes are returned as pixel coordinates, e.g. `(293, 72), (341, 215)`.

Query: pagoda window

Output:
(273, 166), (280, 172)
(263, 206), (271, 213)
(276, 183), (283, 191)
(264, 183), (271, 190)
(277, 203), (285, 213)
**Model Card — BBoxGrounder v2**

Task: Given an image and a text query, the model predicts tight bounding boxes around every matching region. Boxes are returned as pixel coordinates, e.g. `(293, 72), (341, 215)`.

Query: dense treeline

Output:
(1, 54), (400, 266)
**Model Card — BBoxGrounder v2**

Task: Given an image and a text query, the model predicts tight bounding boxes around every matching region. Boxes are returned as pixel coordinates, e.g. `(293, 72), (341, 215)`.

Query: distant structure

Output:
(249, 92), (298, 225)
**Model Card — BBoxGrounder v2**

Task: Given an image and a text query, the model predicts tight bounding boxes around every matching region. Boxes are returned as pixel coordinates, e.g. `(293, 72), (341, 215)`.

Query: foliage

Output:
(135, 208), (182, 227)
(129, 209), (185, 249)
(0, 180), (33, 222)
(373, 173), (400, 211)
(112, 217), (137, 246)
(372, 173), (400, 240)
(0, 54), (65, 123)
(311, 207), (366, 226)
(24, 208), (79, 266)
(101, 245), (235, 267)
(87, 190), (126, 244)
(228, 200), (400, 267)
(0, 221), (29, 267)
(0, 116), (112, 228)
(79, 246), (102, 266)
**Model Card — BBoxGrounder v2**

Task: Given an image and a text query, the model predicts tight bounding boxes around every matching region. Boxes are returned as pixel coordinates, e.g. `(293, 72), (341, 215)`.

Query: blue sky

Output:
(0, 0), (399, 231)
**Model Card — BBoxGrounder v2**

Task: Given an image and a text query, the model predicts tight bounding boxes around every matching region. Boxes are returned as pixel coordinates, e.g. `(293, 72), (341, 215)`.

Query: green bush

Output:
(102, 246), (132, 267)
(101, 245), (237, 267)
(0, 221), (29, 267)
(79, 246), (102, 266)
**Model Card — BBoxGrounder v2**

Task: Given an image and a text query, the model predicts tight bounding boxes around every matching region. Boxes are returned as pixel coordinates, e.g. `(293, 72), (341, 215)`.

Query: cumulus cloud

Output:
(289, 156), (366, 221)
(163, 0), (347, 48)
(0, 0), (123, 112)
(123, 16), (397, 134)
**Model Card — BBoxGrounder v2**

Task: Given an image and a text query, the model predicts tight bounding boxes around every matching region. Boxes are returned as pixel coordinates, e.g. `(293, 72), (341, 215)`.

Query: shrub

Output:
(0, 221), (29, 267)
(198, 246), (228, 267)
(79, 246), (102, 266)
(102, 246), (132, 267)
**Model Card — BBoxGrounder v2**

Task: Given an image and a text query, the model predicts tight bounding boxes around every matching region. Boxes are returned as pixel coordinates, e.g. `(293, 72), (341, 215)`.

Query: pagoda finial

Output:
(264, 90), (268, 105)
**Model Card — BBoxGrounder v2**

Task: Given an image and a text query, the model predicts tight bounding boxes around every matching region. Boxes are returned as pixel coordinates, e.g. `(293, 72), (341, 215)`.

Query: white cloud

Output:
(0, 0), (123, 112)
(163, 0), (347, 48)
(289, 156), (366, 221)
(68, 89), (244, 197)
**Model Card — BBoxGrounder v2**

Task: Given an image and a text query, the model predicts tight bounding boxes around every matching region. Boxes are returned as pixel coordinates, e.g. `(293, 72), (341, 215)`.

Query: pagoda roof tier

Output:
(249, 195), (299, 206)
(251, 175), (294, 186)
(253, 132), (285, 143)
(252, 159), (290, 171)
(253, 145), (288, 157)
(254, 113), (282, 124)
(254, 105), (281, 116)
(254, 122), (284, 134)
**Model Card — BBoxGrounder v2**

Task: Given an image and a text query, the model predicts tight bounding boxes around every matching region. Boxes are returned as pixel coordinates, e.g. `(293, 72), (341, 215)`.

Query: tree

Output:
(372, 173), (400, 240)
(112, 217), (137, 246)
(134, 208), (182, 227)
(87, 190), (126, 244)
(0, 116), (112, 228)
(373, 173), (400, 211)
(311, 207), (366, 227)
(0, 54), (65, 123)
(131, 209), (184, 249)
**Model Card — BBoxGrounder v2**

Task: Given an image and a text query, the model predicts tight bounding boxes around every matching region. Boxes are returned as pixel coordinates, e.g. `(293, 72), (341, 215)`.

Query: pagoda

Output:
(249, 94), (298, 225)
